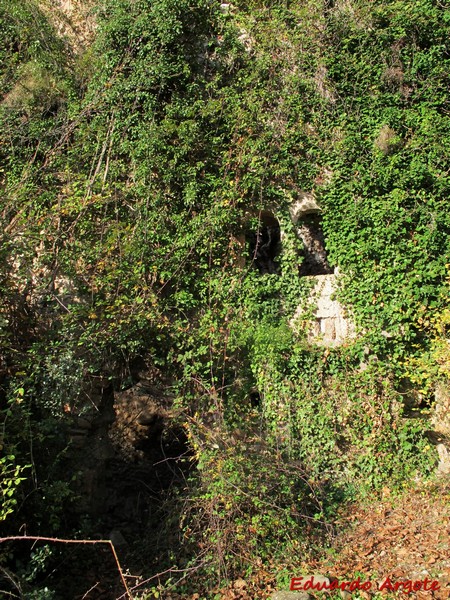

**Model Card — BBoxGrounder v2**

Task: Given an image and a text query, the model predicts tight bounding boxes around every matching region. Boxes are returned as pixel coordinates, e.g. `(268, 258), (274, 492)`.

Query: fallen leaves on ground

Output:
(313, 477), (450, 599)
(215, 477), (450, 599)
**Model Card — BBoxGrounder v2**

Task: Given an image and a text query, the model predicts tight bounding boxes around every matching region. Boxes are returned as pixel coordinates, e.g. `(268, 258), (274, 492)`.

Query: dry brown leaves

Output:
(211, 478), (450, 600)
(314, 477), (450, 599)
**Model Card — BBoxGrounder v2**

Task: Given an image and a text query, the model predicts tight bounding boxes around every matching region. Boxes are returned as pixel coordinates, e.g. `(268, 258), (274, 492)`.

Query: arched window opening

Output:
(297, 213), (333, 276)
(249, 390), (261, 408)
(248, 211), (281, 275)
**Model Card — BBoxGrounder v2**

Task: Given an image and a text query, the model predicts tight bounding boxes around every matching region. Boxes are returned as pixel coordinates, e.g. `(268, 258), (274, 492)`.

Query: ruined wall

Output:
(291, 273), (355, 347)
(288, 194), (355, 347)
(242, 193), (356, 347)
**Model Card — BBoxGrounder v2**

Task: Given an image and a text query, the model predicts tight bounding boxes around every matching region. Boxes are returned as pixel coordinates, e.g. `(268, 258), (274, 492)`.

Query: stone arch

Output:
(289, 193), (333, 276)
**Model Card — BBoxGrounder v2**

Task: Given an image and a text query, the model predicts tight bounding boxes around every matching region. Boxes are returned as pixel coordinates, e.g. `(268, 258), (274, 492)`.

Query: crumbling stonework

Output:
(432, 383), (450, 438)
(291, 274), (355, 346)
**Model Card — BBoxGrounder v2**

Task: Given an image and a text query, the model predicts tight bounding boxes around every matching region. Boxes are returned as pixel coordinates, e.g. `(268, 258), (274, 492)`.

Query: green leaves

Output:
(0, 1), (448, 593)
(0, 454), (30, 521)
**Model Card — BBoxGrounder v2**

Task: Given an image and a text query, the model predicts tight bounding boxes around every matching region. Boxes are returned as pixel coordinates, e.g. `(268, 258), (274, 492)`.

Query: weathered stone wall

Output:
(291, 274), (356, 347)
(432, 383), (450, 475)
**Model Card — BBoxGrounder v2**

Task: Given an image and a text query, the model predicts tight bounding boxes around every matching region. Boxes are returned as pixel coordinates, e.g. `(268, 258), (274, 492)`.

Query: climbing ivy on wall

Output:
(1, 0), (449, 594)
(320, 0), (450, 364)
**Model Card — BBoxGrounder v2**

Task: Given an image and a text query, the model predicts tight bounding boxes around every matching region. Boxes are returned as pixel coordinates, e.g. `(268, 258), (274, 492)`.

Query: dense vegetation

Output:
(1, 0), (449, 597)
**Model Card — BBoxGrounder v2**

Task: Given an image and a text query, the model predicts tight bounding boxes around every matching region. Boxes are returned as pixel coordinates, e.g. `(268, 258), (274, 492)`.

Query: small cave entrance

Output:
(248, 211), (281, 275)
(297, 213), (333, 276)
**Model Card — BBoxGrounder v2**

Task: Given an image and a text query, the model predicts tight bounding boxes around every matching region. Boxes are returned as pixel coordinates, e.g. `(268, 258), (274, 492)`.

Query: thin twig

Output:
(0, 565), (22, 597)
(86, 116), (116, 197)
(0, 590), (20, 599)
(81, 581), (101, 599)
